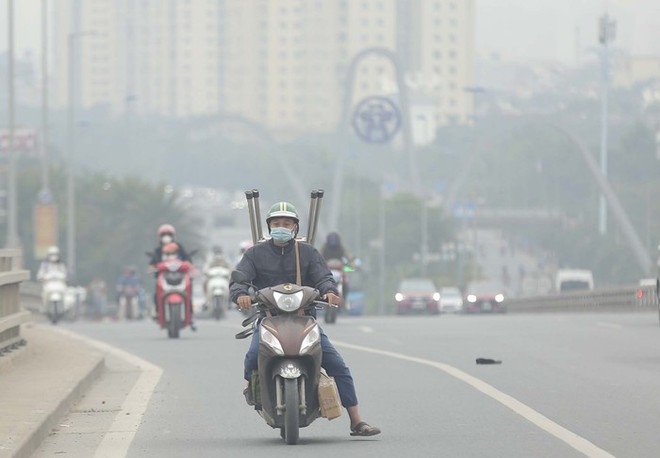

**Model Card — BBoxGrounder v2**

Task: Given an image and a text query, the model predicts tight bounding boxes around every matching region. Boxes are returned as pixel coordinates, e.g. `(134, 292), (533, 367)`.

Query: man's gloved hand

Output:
(237, 295), (253, 311)
(323, 292), (342, 307)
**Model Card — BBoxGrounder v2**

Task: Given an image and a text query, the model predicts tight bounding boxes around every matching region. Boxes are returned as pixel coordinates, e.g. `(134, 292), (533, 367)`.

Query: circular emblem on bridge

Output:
(352, 96), (402, 144)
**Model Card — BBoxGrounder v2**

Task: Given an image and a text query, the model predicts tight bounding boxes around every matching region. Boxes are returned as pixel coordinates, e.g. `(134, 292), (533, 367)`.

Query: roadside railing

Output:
(0, 249), (31, 354)
(506, 284), (659, 313)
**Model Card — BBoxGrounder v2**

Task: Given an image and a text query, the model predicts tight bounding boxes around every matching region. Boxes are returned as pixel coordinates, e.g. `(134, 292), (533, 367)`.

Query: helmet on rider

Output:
(266, 202), (299, 235)
(158, 224), (176, 245)
(212, 245), (223, 255)
(47, 245), (60, 262)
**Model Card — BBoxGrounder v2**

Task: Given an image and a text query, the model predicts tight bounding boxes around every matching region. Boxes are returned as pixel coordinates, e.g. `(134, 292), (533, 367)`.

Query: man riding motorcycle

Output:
(230, 202), (380, 437)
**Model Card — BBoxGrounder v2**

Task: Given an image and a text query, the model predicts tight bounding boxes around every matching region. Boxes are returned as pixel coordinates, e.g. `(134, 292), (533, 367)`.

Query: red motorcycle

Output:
(153, 258), (194, 338)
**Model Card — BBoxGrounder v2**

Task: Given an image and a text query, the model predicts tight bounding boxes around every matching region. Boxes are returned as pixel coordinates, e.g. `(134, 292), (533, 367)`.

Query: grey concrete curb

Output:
(11, 357), (105, 458)
(0, 323), (106, 458)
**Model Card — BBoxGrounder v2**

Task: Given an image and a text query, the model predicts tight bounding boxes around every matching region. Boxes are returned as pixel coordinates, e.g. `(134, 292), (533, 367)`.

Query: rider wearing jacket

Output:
(230, 201), (380, 437)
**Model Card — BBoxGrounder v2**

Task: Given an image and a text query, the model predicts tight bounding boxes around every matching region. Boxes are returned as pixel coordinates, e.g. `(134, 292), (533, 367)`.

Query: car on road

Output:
(439, 286), (463, 313)
(395, 278), (440, 315)
(463, 281), (506, 313)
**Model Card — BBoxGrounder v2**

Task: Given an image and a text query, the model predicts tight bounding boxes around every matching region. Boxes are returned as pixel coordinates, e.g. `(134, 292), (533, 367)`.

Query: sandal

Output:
(350, 421), (381, 437)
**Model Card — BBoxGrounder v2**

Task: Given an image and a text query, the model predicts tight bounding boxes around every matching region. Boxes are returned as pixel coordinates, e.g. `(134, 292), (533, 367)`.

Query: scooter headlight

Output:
(260, 326), (284, 355)
(273, 291), (303, 312)
(299, 324), (320, 355)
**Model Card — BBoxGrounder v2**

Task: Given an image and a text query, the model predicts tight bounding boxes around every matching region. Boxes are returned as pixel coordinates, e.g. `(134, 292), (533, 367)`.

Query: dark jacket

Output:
(149, 242), (192, 267)
(230, 239), (338, 304)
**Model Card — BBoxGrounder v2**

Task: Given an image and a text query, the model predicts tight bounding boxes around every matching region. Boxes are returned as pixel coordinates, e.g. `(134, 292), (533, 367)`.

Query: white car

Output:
(439, 287), (463, 313)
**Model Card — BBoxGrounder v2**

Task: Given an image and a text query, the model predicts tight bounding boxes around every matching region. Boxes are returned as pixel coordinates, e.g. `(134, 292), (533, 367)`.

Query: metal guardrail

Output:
(0, 249), (31, 354)
(506, 285), (659, 313)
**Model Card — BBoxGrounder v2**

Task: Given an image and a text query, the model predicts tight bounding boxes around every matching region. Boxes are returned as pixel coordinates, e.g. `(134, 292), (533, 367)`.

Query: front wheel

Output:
(167, 303), (182, 339)
(49, 301), (59, 324)
(283, 378), (299, 445)
(212, 295), (225, 320)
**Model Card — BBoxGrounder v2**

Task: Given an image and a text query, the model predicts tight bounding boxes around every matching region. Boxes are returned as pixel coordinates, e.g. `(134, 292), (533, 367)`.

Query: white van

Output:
(555, 269), (594, 293)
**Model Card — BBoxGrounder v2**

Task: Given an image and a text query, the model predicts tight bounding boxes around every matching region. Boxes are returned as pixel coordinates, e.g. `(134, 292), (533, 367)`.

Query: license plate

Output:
(481, 301), (492, 311)
(412, 300), (426, 309)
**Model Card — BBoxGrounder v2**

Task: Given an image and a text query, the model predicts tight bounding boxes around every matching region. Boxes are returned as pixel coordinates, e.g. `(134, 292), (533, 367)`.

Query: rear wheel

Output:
(167, 303), (181, 338)
(283, 378), (299, 445)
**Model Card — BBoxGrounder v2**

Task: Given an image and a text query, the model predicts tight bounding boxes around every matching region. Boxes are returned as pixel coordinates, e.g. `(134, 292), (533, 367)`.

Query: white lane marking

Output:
(333, 340), (615, 458)
(358, 325), (374, 333)
(596, 322), (622, 330)
(49, 327), (163, 458)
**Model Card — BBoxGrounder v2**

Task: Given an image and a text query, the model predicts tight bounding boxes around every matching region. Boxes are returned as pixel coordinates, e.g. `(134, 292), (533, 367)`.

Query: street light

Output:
(66, 30), (95, 279)
(39, 0), (52, 203)
(5, 0), (18, 249)
(598, 14), (616, 235)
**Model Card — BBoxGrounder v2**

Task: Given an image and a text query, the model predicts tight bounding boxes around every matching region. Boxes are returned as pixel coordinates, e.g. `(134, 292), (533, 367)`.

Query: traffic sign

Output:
(0, 129), (39, 157)
(352, 96), (402, 144)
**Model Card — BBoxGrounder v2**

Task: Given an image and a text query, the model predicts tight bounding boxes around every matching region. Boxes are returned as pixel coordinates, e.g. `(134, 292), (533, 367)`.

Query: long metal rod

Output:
(308, 189), (324, 246)
(306, 190), (318, 240)
(6, 0), (18, 248)
(245, 190), (257, 245)
(252, 189), (263, 241)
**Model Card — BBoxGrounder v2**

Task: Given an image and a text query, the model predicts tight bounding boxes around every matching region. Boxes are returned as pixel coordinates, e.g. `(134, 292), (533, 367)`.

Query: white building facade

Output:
(51, 0), (475, 135)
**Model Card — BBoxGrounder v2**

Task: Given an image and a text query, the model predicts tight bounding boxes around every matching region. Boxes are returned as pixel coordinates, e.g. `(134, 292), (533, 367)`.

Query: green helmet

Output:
(266, 202), (299, 225)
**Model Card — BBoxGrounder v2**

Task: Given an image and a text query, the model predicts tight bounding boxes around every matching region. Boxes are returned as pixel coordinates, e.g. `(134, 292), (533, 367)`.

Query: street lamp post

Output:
(598, 14), (616, 235)
(66, 33), (76, 279)
(39, 0), (52, 202)
(66, 30), (93, 279)
(6, 0), (19, 249)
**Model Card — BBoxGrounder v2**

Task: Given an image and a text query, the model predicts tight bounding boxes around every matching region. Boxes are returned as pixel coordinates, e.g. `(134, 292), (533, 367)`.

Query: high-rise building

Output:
(52, 0), (475, 136)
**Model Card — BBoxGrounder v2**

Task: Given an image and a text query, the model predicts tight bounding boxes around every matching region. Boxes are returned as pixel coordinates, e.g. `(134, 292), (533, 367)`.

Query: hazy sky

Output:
(1, 0), (659, 66)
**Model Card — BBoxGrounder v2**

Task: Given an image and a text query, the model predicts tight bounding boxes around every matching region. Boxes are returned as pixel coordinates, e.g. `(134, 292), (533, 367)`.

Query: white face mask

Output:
(161, 235), (173, 244)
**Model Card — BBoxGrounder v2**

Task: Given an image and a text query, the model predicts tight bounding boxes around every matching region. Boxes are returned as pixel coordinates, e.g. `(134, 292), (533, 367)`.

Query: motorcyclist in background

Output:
(320, 232), (353, 298)
(37, 246), (68, 282)
(203, 245), (231, 295)
(116, 266), (143, 319)
(149, 226), (196, 330)
(150, 242), (197, 331)
(230, 202), (380, 437)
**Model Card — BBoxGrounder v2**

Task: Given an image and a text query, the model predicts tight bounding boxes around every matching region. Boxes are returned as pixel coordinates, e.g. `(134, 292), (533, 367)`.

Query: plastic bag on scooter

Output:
(318, 369), (342, 420)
